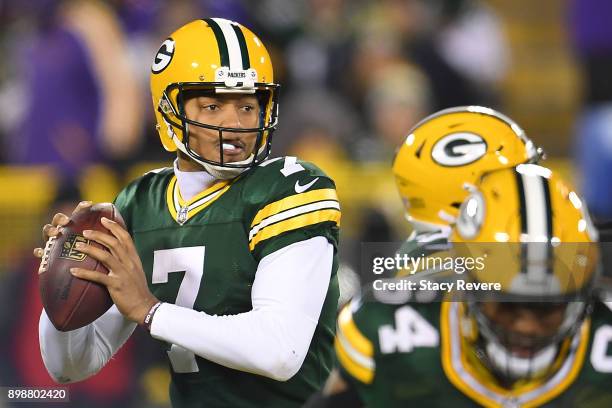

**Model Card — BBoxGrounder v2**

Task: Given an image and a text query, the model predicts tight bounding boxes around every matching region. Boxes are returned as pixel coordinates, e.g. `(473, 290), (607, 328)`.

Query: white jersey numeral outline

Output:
(152, 246), (206, 373)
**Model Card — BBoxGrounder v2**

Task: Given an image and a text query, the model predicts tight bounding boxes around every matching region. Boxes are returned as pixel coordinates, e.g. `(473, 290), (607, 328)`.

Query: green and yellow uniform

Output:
(337, 230), (612, 407)
(114, 156), (341, 407)
(336, 292), (612, 407)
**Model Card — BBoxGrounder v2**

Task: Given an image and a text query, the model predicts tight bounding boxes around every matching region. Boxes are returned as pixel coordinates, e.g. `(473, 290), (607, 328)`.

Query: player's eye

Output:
(201, 104), (219, 111)
(241, 104), (255, 112)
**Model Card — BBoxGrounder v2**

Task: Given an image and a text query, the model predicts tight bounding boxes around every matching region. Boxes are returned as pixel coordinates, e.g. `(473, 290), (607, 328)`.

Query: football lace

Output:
(38, 236), (57, 274)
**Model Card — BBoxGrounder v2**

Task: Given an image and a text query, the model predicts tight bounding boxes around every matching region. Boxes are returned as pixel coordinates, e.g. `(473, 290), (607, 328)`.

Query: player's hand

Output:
(68, 216), (159, 324)
(33, 201), (93, 259)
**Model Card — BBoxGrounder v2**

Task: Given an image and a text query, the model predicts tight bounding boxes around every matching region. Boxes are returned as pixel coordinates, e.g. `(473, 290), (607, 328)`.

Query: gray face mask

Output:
(175, 136), (264, 180)
(470, 301), (588, 384)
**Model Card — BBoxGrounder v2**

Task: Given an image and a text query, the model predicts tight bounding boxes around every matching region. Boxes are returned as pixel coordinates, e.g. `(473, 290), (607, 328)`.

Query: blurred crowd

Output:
(0, 0), (611, 407)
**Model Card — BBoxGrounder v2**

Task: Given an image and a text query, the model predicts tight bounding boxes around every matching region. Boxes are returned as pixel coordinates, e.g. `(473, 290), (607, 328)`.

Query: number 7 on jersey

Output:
(152, 246), (205, 373)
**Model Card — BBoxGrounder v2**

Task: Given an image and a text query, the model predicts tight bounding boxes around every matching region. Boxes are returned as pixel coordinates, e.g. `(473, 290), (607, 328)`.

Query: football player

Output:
(304, 107), (541, 405)
(308, 165), (612, 407)
(34, 19), (341, 407)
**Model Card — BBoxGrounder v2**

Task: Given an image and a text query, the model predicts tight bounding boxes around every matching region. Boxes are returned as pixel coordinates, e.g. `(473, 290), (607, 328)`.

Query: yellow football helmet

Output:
(452, 164), (599, 383)
(150, 18), (279, 177)
(393, 106), (542, 231)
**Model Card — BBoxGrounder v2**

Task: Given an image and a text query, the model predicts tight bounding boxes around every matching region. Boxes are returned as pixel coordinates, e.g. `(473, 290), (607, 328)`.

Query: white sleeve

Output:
(150, 236), (334, 381)
(39, 305), (136, 383)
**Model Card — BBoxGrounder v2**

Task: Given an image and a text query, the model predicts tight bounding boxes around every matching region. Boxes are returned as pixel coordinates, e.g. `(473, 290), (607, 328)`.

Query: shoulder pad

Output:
(143, 166), (171, 176)
(245, 156), (340, 254)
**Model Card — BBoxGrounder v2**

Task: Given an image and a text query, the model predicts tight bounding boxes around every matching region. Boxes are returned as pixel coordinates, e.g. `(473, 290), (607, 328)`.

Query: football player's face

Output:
(480, 302), (566, 357)
(183, 93), (260, 164)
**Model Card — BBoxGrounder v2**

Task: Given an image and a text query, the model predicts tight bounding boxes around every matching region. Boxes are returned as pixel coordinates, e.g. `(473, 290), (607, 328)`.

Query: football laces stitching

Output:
(38, 236), (57, 274)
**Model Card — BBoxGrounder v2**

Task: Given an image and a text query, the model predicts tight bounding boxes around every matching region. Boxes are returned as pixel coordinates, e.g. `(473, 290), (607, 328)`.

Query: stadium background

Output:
(0, 0), (610, 407)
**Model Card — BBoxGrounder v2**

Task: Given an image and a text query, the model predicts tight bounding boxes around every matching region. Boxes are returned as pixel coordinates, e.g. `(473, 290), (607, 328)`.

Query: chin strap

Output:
(175, 128), (271, 180)
(201, 161), (249, 180)
(175, 142), (255, 180)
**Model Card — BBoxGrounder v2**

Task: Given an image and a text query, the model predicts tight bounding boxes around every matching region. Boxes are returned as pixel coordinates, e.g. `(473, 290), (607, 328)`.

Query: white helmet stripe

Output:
(522, 173), (549, 241)
(517, 171), (554, 282)
(212, 18), (244, 70)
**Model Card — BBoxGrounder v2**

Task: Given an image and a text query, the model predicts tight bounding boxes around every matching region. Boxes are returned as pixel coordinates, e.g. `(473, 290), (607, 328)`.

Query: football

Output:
(38, 203), (125, 331)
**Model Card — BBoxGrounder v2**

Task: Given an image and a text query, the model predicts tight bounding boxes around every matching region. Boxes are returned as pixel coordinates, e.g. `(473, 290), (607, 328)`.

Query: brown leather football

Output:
(39, 203), (126, 331)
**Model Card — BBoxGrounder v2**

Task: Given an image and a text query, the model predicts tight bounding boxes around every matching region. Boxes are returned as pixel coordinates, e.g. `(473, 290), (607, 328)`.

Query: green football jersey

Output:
(113, 156), (341, 408)
(337, 293), (612, 407)
(337, 232), (612, 407)
(336, 299), (612, 408)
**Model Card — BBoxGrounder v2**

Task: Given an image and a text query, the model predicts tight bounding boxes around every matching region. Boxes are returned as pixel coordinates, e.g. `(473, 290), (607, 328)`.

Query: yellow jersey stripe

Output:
(177, 178), (231, 208)
(336, 322), (375, 369)
(166, 176), (178, 221)
(165, 175), (233, 224)
(335, 337), (375, 384)
(337, 304), (374, 358)
(251, 188), (338, 228)
(184, 184), (232, 220)
(440, 302), (499, 407)
(526, 320), (590, 408)
(248, 208), (340, 251)
(249, 200), (340, 241)
(441, 302), (590, 407)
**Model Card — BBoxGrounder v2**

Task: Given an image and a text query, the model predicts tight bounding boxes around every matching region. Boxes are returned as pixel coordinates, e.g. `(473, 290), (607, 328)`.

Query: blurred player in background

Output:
(34, 18), (341, 407)
(308, 164), (611, 407)
(302, 106), (542, 405)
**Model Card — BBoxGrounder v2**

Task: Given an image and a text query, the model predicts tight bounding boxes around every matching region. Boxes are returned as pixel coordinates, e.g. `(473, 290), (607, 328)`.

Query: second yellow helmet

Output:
(393, 106), (541, 230)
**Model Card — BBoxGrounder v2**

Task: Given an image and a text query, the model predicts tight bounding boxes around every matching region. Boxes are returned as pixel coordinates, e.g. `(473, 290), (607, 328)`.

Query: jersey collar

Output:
(165, 170), (233, 225)
(173, 159), (217, 201)
(440, 302), (590, 407)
